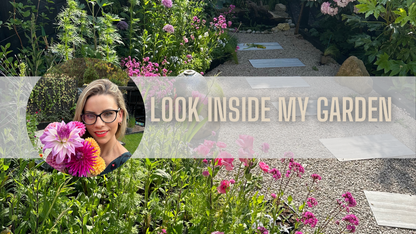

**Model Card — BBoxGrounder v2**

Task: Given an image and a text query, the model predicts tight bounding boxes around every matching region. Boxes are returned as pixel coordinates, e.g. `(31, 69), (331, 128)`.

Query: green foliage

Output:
(122, 132), (143, 153)
(27, 75), (78, 123)
(344, 0), (416, 75)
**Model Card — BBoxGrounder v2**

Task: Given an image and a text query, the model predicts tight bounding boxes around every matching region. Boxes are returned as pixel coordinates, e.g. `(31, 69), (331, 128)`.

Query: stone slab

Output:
(364, 191), (416, 230)
(249, 58), (305, 68)
(319, 134), (416, 161)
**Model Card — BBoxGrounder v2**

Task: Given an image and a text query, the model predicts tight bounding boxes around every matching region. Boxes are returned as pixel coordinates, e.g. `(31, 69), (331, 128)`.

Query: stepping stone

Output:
(238, 42), (283, 51)
(245, 77), (309, 89)
(364, 191), (416, 230)
(249, 58), (305, 68)
(319, 134), (415, 161)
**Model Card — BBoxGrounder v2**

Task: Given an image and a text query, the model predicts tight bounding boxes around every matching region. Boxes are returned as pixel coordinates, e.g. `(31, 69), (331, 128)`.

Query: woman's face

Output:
(83, 94), (123, 146)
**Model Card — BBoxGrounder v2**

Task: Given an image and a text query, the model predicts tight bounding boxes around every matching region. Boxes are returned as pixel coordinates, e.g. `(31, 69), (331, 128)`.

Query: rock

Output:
(289, 23), (295, 28)
(247, 29), (252, 33)
(335, 56), (373, 94)
(252, 30), (256, 33)
(287, 19), (292, 24)
(277, 23), (290, 31)
(240, 30), (245, 33)
(275, 3), (286, 11)
(271, 26), (280, 33)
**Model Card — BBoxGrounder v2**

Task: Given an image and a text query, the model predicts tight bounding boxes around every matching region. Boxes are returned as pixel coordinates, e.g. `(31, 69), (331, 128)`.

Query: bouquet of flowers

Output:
(39, 121), (106, 177)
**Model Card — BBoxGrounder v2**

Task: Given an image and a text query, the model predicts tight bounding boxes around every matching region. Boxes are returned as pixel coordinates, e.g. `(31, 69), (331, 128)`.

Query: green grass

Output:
(121, 132), (143, 153)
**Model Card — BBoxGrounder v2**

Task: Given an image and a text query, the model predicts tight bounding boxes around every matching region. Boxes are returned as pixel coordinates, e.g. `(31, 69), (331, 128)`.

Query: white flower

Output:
(198, 35), (202, 39)
(200, 47), (204, 51)
(204, 32), (209, 37)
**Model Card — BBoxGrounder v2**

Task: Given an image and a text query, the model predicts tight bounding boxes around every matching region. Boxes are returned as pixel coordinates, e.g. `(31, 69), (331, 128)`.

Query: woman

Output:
(73, 79), (131, 175)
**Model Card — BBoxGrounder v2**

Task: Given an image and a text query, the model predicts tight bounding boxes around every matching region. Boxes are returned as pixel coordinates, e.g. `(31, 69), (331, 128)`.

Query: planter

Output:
(126, 127), (133, 134)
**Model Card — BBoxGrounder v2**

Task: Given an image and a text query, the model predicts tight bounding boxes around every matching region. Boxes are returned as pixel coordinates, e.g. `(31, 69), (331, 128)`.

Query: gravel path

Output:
(205, 29), (416, 234)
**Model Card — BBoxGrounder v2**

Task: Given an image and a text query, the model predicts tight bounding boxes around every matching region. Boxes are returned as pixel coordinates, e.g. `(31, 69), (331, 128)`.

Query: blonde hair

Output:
(73, 79), (128, 140)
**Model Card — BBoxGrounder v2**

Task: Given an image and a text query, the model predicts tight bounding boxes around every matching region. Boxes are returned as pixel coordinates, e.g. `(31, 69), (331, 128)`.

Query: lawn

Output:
(121, 132), (143, 154)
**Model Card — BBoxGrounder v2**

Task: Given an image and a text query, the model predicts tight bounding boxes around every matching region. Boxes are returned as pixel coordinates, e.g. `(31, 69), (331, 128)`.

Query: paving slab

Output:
(245, 77), (309, 89)
(237, 42), (283, 51)
(319, 134), (416, 161)
(249, 58), (305, 68)
(364, 191), (416, 230)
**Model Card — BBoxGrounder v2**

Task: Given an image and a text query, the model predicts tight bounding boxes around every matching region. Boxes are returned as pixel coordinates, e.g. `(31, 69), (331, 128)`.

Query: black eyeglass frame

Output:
(81, 108), (121, 125)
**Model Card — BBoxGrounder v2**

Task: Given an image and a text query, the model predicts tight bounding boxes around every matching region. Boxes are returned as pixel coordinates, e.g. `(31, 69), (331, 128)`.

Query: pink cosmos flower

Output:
(261, 143), (269, 153)
(259, 161), (269, 173)
(40, 121), (84, 164)
(216, 141), (227, 148)
(163, 24), (174, 33)
(161, 0), (172, 8)
(202, 170), (210, 177)
(218, 151), (234, 170)
(217, 180), (231, 194)
(66, 140), (98, 177)
(307, 197), (318, 207)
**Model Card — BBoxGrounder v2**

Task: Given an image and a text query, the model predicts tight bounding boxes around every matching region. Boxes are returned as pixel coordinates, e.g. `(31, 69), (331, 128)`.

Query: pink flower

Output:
(307, 197), (318, 207)
(163, 24), (174, 33)
(346, 225), (356, 233)
(257, 226), (268, 234)
(213, 17), (217, 22)
(218, 151), (234, 170)
(45, 152), (67, 172)
(342, 192), (357, 207)
(269, 168), (281, 180)
(67, 121), (86, 137)
(161, 0), (172, 7)
(227, 21), (232, 27)
(311, 174), (322, 181)
(301, 211), (318, 228)
(201, 72), (204, 75)
(193, 16), (198, 21)
(186, 54), (192, 59)
(66, 140), (98, 177)
(180, 43), (183, 45)
(204, 140), (216, 149)
(191, 34), (195, 40)
(183, 36), (188, 43)
(288, 161), (305, 177)
(271, 193), (277, 199)
(211, 232), (224, 234)
(342, 214), (359, 226)
(239, 157), (250, 167)
(230, 179), (235, 184)
(258, 161), (269, 173)
(216, 141), (227, 148)
(203, 159), (208, 164)
(295, 232), (303, 234)
(194, 144), (210, 157)
(236, 135), (254, 155)
(202, 170), (210, 177)
(217, 180), (231, 194)
(40, 121), (84, 164)
(261, 143), (269, 153)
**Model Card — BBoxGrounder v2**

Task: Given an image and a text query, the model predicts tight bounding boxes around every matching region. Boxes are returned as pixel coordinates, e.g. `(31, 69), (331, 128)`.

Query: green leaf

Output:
(22, 10), (31, 17)
(287, 195), (293, 204)
(375, 53), (391, 74)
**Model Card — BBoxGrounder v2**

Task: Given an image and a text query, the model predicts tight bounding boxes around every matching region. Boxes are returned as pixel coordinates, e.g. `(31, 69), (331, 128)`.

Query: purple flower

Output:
(117, 21), (129, 30)
(311, 173), (322, 181)
(346, 224), (356, 233)
(40, 121), (83, 164)
(163, 24), (174, 33)
(257, 226), (268, 234)
(161, 0), (172, 8)
(342, 214), (359, 226)
(230, 179), (235, 184)
(269, 168), (281, 180)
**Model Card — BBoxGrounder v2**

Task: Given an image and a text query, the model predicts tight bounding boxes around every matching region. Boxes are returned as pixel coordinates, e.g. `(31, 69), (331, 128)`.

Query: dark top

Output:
(99, 151), (132, 175)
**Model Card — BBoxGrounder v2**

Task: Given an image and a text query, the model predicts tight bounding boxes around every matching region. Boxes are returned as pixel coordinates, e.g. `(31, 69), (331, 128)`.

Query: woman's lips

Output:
(95, 131), (109, 137)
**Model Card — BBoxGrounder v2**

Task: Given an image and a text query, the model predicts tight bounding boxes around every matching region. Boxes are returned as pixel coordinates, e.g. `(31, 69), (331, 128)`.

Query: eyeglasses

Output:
(81, 108), (120, 125)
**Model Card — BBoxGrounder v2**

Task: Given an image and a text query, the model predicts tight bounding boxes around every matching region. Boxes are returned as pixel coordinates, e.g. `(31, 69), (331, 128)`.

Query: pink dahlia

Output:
(45, 152), (67, 172)
(66, 139), (99, 177)
(217, 180), (231, 194)
(40, 121), (84, 164)
(67, 121), (86, 137)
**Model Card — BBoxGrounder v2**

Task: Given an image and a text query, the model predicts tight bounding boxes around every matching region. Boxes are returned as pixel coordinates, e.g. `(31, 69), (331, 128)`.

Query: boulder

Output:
(271, 26), (280, 33)
(275, 3), (286, 11)
(277, 23), (290, 31)
(335, 56), (373, 94)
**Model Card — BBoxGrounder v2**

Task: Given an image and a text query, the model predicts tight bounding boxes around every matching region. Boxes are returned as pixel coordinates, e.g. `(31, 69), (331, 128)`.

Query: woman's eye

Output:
(86, 114), (95, 119)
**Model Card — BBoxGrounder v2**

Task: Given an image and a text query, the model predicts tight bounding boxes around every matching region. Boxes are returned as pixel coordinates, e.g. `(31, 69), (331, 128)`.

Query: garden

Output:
(0, 0), (416, 233)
